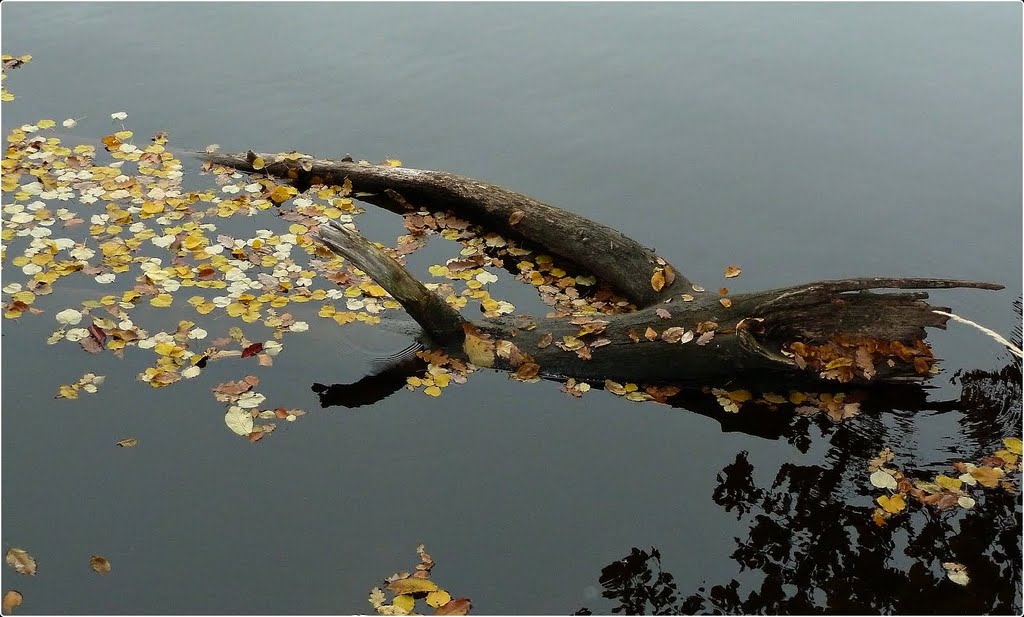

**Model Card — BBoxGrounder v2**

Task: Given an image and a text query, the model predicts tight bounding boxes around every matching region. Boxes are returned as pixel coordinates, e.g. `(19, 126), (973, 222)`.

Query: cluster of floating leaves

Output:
(867, 438), (1023, 528)
(4, 546), (111, 612)
(400, 206), (627, 318)
(0, 109), (454, 436)
(369, 545), (471, 616)
(55, 372), (105, 399)
(212, 374), (305, 442)
(405, 349), (472, 397)
(1, 53), (31, 101)
(707, 387), (863, 422)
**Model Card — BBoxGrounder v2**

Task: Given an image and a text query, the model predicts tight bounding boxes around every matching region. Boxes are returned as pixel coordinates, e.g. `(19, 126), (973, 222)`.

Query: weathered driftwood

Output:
(199, 150), (1003, 387)
(199, 150), (687, 308)
(316, 222), (1000, 386)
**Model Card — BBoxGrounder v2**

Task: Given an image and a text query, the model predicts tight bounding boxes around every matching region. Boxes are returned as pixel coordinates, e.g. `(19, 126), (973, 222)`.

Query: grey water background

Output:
(1, 2), (1020, 614)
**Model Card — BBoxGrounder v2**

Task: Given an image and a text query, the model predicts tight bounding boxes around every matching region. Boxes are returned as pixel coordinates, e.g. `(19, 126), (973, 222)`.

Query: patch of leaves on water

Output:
(867, 438), (1022, 527)
(369, 545), (471, 616)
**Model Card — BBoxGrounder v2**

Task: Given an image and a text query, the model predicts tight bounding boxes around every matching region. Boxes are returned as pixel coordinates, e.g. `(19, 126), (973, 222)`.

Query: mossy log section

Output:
(198, 150), (687, 308)
(316, 221), (1002, 386)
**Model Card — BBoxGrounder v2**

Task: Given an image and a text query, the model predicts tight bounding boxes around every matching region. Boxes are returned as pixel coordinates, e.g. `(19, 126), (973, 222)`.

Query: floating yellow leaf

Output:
(150, 294), (173, 307)
(876, 494), (906, 514)
(424, 386), (442, 397)
(426, 590), (452, 608)
(1004, 437), (1022, 455)
(392, 594), (414, 613)
(935, 475), (962, 492)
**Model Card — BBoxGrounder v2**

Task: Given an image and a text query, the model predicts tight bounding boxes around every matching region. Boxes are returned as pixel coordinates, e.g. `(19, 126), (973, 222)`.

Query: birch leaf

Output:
(426, 590), (452, 608)
(392, 594), (414, 613)
(943, 562), (969, 586)
(877, 494), (906, 514)
(224, 407), (254, 436)
(869, 470), (898, 490)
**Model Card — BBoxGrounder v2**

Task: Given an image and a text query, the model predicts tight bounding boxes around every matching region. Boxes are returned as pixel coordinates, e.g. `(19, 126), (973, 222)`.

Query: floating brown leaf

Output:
(723, 265), (741, 278)
(2, 590), (22, 614)
(116, 438), (138, 448)
(89, 555), (111, 574)
(387, 577), (438, 595)
(240, 342), (264, 358)
(5, 549), (36, 576)
(436, 598), (472, 615)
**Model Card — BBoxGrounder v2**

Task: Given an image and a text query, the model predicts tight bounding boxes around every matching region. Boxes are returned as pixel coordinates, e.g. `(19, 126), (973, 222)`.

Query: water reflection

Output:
(574, 347), (1022, 614)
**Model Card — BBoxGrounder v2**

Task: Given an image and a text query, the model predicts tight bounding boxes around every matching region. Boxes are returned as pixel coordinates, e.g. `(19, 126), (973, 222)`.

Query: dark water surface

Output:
(1, 2), (1021, 614)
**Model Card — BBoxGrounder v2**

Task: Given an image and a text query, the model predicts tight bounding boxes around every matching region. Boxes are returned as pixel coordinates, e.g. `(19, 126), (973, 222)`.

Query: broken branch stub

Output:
(314, 222), (466, 344)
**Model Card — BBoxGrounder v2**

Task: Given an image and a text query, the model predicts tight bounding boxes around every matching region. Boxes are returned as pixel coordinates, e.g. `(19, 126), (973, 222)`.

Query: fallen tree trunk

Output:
(198, 150), (687, 308)
(317, 222), (1001, 386)
(198, 149), (1003, 387)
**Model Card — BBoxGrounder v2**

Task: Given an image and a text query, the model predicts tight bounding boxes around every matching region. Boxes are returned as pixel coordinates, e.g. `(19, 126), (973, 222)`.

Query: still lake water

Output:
(1, 2), (1021, 614)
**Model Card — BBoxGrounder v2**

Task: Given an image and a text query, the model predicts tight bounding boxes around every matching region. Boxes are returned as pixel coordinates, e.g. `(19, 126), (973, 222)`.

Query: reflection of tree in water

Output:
(577, 314), (1022, 614)
(317, 302), (1022, 614)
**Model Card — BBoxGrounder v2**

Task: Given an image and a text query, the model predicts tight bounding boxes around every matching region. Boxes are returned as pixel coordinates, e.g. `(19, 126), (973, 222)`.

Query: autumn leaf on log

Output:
(650, 268), (666, 292)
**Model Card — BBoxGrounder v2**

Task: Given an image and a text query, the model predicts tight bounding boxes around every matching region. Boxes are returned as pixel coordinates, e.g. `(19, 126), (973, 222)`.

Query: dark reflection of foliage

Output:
(577, 347), (1022, 614)
(573, 547), (681, 615)
(712, 451), (763, 519)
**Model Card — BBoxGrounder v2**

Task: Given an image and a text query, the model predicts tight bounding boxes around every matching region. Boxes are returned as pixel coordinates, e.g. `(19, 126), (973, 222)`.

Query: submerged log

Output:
(198, 149), (1003, 387)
